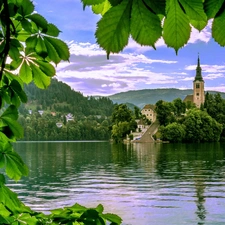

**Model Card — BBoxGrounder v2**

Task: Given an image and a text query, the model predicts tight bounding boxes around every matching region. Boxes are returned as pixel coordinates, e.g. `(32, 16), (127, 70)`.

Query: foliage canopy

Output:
(82, 0), (225, 57)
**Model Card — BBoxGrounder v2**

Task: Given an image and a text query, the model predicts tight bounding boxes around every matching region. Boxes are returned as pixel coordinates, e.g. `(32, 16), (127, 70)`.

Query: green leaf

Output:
(0, 174), (5, 185)
(82, 0), (106, 7)
(0, 203), (10, 217)
(108, 0), (123, 7)
(8, 3), (19, 17)
(92, 0), (111, 15)
(35, 37), (48, 58)
(17, 0), (34, 16)
(10, 80), (27, 103)
(8, 45), (20, 61)
(26, 35), (38, 50)
(131, 0), (162, 48)
(0, 182), (28, 213)
(95, 0), (132, 58)
(26, 13), (48, 30)
(13, 213), (38, 225)
(0, 214), (11, 225)
(95, 204), (104, 213)
(204, 0), (225, 19)
(30, 63), (51, 89)
(1, 105), (18, 121)
(10, 58), (23, 71)
(44, 36), (70, 62)
(190, 19), (207, 31)
(102, 213), (122, 224)
(163, 0), (191, 53)
(19, 61), (33, 84)
(34, 60), (56, 77)
(0, 105), (23, 139)
(21, 18), (32, 32)
(179, 0), (207, 31)
(45, 23), (61, 37)
(212, 7), (225, 46)
(142, 0), (166, 15)
(0, 143), (29, 181)
(44, 38), (61, 64)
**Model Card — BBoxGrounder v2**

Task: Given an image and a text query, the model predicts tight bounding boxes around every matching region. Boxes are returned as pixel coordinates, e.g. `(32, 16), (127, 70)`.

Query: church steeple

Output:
(194, 54), (203, 81)
(193, 54), (205, 108)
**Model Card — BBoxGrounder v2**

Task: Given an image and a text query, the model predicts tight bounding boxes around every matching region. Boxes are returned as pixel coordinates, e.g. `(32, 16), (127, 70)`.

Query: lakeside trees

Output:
(157, 94), (224, 143)
(17, 79), (114, 141)
(111, 104), (137, 142)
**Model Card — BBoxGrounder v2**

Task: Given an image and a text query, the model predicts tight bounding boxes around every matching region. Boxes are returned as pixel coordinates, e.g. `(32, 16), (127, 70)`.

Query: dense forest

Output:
(18, 79), (115, 140)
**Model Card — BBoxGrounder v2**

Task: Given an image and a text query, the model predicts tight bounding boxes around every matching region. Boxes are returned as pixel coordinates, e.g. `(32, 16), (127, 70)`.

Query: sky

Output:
(34, 0), (225, 96)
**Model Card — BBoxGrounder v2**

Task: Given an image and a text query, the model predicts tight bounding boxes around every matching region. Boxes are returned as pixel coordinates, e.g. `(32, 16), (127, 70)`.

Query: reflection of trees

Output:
(194, 173), (206, 224)
(156, 142), (225, 225)
(111, 143), (161, 174)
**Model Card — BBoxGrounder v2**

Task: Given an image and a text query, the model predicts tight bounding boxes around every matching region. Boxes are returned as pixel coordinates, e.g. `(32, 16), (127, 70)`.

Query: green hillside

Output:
(19, 79), (115, 141)
(108, 89), (225, 108)
(22, 78), (114, 117)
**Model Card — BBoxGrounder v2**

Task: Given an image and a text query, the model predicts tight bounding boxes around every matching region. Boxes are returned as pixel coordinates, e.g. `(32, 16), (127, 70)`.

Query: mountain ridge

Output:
(107, 88), (225, 108)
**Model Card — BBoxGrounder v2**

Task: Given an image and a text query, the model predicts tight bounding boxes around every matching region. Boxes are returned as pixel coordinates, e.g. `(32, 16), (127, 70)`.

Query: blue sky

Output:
(35, 0), (225, 96)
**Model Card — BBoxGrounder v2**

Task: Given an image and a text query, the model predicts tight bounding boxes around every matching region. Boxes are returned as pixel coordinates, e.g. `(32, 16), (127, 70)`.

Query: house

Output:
(141, 104), (156, 122)
(66, 113), (74, 122)
(136, 118), (146, 131)
(183, 55), (205, 108)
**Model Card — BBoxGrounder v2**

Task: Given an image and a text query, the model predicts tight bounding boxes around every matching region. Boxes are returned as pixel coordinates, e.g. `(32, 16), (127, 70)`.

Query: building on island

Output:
(184, 55), (205, 108)
(141, 104), (156, 122)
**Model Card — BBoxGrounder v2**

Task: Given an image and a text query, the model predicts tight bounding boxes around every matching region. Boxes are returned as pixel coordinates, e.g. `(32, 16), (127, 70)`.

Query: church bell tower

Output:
(193, 55), (205, 108)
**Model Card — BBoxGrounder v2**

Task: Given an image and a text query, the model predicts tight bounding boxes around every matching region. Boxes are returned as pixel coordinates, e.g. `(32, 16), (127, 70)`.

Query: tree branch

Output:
(0, 0), (11, 81)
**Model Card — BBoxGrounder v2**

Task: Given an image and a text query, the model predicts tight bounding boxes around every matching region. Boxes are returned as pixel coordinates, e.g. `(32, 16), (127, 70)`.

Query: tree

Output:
(160, 122), (186, 143)
(82, 0), (225, 57)
(155, 100), (176, 126)
(173, 98), (186, 117)
(111, 103), (137, 142)
(134, 106), (141, 119)
(112, 104), (133, 124)
(183, 109), (222, 142)
(0, 0), (121, 224)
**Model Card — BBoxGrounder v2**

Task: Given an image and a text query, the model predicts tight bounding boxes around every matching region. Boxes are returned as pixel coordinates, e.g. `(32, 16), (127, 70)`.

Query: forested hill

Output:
(108, 89), (225, 108)
(22, 78), (114, 117)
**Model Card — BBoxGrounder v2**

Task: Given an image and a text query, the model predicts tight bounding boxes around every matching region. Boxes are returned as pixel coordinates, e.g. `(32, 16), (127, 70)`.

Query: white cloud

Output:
(185, 64), (225, 73)
(204, 73), (224, 80)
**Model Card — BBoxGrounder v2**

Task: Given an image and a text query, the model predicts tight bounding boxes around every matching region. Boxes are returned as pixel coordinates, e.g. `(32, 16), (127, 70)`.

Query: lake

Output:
(7, 141), (225, 225)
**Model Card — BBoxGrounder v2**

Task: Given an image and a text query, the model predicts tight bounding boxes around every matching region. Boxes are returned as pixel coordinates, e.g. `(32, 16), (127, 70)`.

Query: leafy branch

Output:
(81, 0), (225, 56)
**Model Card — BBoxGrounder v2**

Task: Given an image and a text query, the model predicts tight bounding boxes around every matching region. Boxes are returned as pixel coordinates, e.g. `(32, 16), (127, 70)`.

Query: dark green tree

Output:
(173, 98), (186, 116)
(111, 104), (137, 142)
(155, 100), (176, 126)
(183, 109), (222, 142)
(160, 122), (186, 143)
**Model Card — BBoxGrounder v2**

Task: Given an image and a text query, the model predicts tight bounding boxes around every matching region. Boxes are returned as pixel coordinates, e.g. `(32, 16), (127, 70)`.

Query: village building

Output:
(141, 104), (156, 122)
(184, 55), (205, 108)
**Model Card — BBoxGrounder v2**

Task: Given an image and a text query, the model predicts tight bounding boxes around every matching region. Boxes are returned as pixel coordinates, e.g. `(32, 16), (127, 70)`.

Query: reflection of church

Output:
(184, 55), (205, 108)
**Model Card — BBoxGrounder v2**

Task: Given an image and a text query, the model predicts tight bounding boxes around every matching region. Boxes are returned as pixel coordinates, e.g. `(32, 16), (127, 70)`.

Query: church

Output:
(183, 56), (205, 108)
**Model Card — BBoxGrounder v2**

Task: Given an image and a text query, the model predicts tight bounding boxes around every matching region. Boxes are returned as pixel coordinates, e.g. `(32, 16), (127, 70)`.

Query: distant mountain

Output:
(108, 88), (225, 108)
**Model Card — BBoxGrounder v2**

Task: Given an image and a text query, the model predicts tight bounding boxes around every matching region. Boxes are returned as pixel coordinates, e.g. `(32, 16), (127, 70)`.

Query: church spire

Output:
(194, 53), (203, 81)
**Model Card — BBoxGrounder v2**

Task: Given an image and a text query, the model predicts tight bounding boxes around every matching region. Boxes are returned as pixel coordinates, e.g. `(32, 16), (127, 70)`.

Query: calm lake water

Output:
(7, 141), (225, 225)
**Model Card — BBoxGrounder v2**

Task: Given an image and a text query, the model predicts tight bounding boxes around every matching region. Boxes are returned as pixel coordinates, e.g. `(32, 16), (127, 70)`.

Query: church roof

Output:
(183, 95), (193, 103)
(194, 55), (204, 82)
(142, 104), (156, 111)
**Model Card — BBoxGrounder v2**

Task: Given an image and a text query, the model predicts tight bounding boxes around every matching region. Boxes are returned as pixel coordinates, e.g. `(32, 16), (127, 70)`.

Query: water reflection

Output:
(8, 141), (225, 225)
